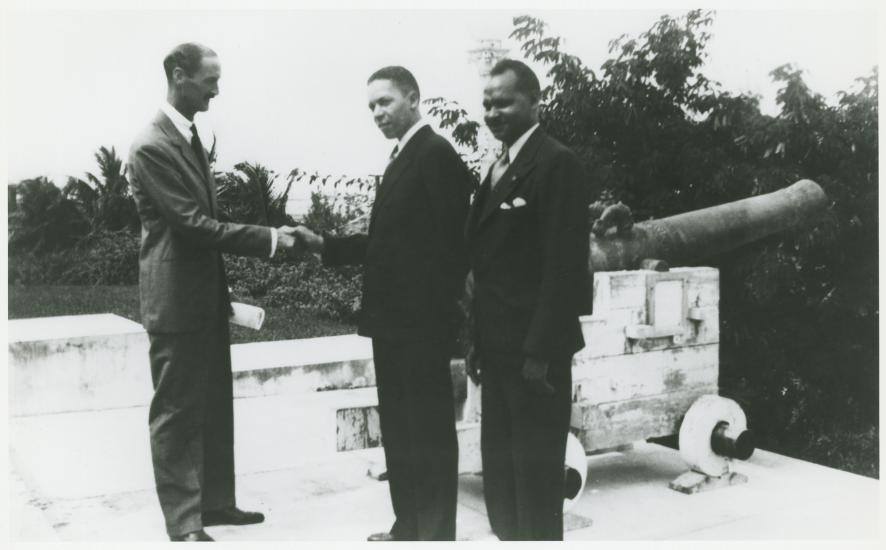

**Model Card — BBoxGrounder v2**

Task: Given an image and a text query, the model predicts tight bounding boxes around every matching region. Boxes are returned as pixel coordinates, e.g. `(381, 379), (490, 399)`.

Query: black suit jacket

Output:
(466, 128), (591, 366)
(324, 125), (473, 342)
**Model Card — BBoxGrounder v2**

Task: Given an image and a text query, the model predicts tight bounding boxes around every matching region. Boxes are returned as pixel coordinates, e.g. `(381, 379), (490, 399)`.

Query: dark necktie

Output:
(388, 144), (399, 165)
(190, 124), (209, 177)
(189, 124), (215, 216)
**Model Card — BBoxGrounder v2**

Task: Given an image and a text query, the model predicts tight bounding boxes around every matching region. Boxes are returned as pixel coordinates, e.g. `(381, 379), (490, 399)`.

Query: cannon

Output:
(336, 179), (830, 504)
(588, 179), (829, 273)
(562, 179), (829, 499)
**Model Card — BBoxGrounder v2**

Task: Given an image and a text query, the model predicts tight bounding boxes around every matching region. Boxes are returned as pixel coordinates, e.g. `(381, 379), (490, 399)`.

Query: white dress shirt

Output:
(395, 119), (429, 156)
(507, 122), (540, 163)
(160, 101), (278, 257)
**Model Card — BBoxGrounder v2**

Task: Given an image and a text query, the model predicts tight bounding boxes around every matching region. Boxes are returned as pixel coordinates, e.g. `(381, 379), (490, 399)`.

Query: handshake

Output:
(276, 225), (324, 254)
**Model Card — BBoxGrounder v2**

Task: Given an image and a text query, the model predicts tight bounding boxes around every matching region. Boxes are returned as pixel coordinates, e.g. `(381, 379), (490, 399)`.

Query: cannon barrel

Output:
(589, 179), (829, 272)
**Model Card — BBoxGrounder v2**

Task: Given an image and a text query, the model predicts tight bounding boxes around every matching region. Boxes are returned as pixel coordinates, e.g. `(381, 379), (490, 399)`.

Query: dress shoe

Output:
(202, 507), (265, 526)
(170, 529), (214, 541)
(367, 531), (396, 542)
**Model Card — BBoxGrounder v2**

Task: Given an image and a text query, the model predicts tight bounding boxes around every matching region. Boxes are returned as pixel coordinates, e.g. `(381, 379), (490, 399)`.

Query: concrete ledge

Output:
(8, 320), (382, 415)
(231, 334), (376, 397)
(8, 314), (153, 416)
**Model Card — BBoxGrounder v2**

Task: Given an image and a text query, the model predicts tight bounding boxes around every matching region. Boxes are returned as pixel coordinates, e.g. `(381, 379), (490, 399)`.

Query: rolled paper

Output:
(229, 302), (265, 330)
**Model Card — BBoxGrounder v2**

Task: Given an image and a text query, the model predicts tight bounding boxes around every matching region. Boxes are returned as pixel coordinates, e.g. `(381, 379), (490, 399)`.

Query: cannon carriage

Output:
(336, 179), (829, 505)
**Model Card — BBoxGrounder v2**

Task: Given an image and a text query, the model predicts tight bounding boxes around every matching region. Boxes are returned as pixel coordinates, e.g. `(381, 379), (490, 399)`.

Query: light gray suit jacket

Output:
(128, 111), (272, 333)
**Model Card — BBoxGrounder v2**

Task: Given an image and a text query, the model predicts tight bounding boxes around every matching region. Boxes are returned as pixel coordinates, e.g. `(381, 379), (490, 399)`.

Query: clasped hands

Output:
(467, 348), (555, 397)
(275, 225), (324, 253)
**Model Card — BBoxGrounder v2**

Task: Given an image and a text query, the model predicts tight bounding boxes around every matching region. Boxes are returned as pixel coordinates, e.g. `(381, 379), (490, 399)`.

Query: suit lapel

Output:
(370, 125), (432, 225)
(478, 128), (544, 225)
(465, 174), (490, 239)
(155, 112), (214, 215)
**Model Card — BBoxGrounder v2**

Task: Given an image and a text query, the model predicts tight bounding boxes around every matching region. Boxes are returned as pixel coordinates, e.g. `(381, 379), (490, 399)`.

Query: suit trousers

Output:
(147, 313), (236, 537)
(479, 349), (573, 541)
(372, 337), (459, 541)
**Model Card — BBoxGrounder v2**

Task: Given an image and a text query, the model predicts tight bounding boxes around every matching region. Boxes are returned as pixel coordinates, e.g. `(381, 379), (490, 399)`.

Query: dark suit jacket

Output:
(128, 111), (273, 333)
(323, 125), (473, 342)
(466, 128), (591, 366)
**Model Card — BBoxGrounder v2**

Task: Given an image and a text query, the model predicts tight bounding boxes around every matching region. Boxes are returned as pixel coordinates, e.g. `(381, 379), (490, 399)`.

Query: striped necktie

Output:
(490, 147), (510, 188)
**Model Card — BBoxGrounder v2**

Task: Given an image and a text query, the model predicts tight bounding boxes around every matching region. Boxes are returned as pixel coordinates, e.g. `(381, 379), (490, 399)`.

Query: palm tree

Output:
(64, 146), (138, 231)
(9, 177), (89, 253)
(215, 162), (295, 226)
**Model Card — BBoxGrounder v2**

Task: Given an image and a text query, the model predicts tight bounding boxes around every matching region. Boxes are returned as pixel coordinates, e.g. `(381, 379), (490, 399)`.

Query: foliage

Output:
(8, 177), (90, 253)
(224, 253), (363, 324)
(423, 97), (488, 182)
(9, 229), (139, 285)
(426, 11), (877, 475)
(299, 188), (372, 235)
(215, 162), (296, 226)
(63, 146), (139, 232)
(62, 229), (141, 285)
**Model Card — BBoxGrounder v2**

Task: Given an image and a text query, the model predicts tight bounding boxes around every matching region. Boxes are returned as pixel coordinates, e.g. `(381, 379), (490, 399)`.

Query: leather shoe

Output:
(170, 529), (214, 541)
(367, 532), (396, 542)
(202, 507), (265, 527)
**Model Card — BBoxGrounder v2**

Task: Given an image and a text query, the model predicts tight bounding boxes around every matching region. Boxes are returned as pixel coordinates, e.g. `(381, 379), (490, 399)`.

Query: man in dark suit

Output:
(128, 43), (298, 541)
(465, 59), (591, 541)
(294, 66), (473, 541)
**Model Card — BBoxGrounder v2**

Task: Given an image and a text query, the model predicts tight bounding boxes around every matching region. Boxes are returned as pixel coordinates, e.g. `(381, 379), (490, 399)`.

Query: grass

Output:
(7, 285), (356, 344)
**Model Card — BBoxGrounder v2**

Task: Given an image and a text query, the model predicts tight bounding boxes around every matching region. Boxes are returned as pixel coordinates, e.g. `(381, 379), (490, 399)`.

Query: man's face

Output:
(175, 55), (221, 114)
(367, 79), (418, 140)
(483, 69), (538, 146)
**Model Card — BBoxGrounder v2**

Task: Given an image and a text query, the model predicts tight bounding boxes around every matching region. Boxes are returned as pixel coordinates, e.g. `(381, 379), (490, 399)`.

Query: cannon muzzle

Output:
(589, 179), (829, 273)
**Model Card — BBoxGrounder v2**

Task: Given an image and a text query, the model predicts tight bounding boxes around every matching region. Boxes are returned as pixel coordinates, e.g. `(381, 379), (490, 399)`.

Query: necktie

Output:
(490, 148), (510, 188)
(190, 124), (209, 177)
(388, 144), (399, 165)
(190, 124), (214, 215)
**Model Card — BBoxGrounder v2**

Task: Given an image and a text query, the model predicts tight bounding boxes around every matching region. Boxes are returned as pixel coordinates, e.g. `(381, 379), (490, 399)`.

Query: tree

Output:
(215, 162), (295, 226)
(426, 11), (878, 475)
(9, 177), (90, 253)
(63, 146), (139, 231)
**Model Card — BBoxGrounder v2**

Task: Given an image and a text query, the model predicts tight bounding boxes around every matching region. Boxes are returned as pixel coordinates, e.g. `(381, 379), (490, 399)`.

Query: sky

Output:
(2, 2), (880, 212)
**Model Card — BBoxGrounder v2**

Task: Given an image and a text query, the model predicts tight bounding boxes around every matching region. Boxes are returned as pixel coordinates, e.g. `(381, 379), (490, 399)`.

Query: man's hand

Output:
(466, 346), (481, 386)
(292, 225), (325, 254)
(276, 226), (301, 251)
(522, 356), (555, 396)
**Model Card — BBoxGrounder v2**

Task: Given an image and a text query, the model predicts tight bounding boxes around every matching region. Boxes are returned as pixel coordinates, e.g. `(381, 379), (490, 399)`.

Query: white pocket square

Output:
(512, 197), (527, 207)
(499, 202), (512, 210)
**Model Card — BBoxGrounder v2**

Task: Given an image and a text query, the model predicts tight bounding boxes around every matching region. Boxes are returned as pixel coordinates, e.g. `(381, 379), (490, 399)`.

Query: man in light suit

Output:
(295, 66), (473, 541)
(466, 59), (592, 540)
(128, 43), (298, 541)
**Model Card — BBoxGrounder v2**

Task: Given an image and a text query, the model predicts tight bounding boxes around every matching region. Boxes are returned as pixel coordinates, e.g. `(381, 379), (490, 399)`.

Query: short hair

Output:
(368, 66), (420, 99)
(489, 59), (541, 103)
(163, 43), (217, 83)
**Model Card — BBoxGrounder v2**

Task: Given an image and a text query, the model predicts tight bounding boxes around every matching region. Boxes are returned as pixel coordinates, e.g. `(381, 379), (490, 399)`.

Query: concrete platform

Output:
(9, 394), (880, 542)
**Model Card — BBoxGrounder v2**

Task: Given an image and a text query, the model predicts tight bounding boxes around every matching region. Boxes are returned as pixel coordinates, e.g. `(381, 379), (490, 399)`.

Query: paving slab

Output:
(8, 394), (880, 542)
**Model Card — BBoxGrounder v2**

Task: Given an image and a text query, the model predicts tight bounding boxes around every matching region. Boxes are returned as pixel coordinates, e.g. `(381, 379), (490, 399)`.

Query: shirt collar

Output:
(507, 123), (540, 163)
(397, 119), (428, 151)
(160, 101), (195, 141)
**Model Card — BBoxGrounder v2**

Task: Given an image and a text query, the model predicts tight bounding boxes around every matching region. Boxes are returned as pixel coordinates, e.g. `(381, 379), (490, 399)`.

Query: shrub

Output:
(224, 253), (362, 323)
(62, 229), (140, 285)
(215, 162), (296, 226)
(9, 177), (90, 253)
(9, 229), (139, 286)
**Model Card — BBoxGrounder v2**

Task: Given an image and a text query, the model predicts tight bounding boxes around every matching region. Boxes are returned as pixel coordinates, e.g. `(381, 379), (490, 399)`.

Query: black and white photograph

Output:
(2, 0), (881, 544)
